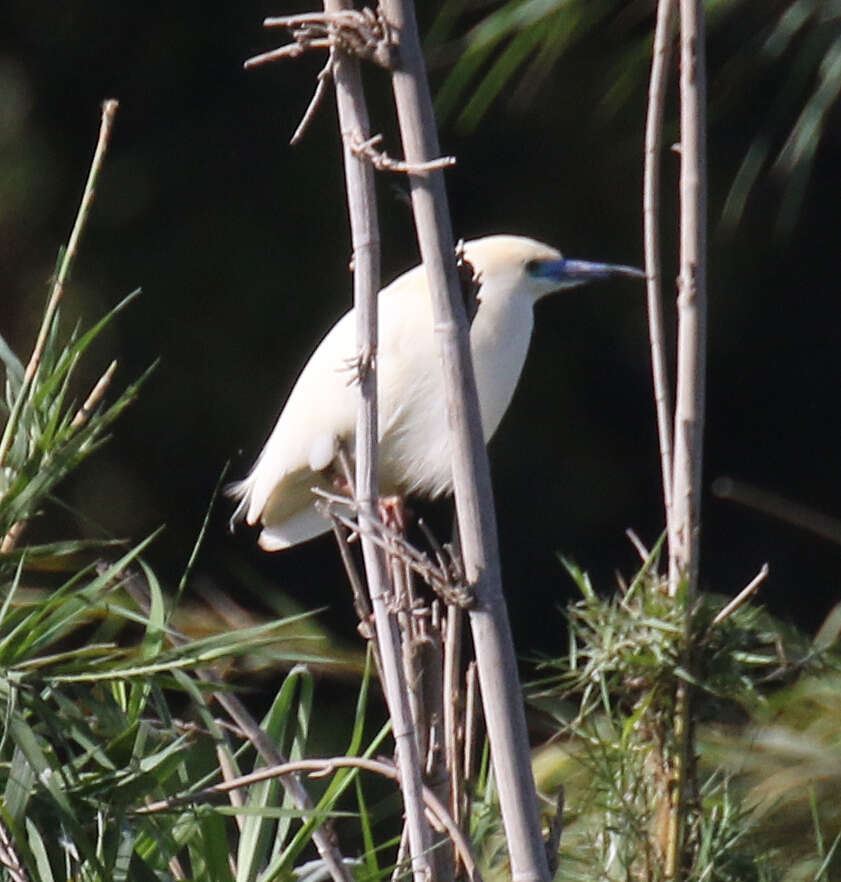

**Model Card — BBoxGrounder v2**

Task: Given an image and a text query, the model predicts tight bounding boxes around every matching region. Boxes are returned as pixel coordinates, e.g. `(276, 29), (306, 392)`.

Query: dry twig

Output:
(351, 132), (455, 173)
(2, 359), (120, 552)
(0, 819), (29, 882)
(545, 787), (565, 874)
(120, 567), (354, 882)
(291, 54), (335, 146)
(711, 563), (769, 625)
(315, 490), (472, 606)
(70, 360), (118, 429)
(713, 476), (841, 547)
(262, 8), (394, 68)
(244, 8), (394, 145)
(139, 755), (483, 882)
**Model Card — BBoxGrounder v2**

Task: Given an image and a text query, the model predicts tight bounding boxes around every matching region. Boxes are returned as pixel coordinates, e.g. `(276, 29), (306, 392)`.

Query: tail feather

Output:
(225, 477), (252, 532)
(257, 505), (334, 550)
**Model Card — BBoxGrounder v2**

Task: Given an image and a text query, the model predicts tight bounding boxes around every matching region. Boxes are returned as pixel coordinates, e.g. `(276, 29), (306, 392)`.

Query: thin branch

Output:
(264, 11), (368, 27)
(666, 0), (708, 878)
(1, 360), (120, 553)
(378, 0), (550, 875)
(325, 0), (435, 878)
(122, 569), (354, 882)
(0, 819), (29, 882)
(244, 41), (331, 68)
(290, 54), (335, 145)
(711, 563), (769, 625)
(643, 0), (677, 539)
(443, 605), (464, 828)
(0, 99), (119, 471)
(245, 9), (393, 70)
(330, 519), (377, 639)
(545, 787), (565, 874)
(713, 476), (841, 547)
(71, 360), (118, 429)
(463, 661), (480, 799)
(139, 755), (483, 882)
(0, 522), (26, 554)
(351, 133), (456, 173)
(625, 527), (651, 563)
(315, 492), (470, 603)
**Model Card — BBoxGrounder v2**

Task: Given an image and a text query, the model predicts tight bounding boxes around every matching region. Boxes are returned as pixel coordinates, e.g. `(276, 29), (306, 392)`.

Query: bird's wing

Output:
(374, 265), (437, 433)
(255, 468), (336, 549)
(232, 263), (437, 539)
(258, 506), (334, 550)
(234, 310), (358, 527)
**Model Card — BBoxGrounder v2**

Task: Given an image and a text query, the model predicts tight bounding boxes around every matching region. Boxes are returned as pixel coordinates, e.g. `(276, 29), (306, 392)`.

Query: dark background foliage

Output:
(3, 0), (839, 655)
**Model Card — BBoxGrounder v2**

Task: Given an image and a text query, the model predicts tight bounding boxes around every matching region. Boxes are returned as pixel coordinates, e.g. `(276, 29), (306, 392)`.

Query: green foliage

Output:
(721, 0), (841, 232)
(431, 0), (621, 132)
(0, 293), (331, 878)
(0, 289), (148, 537)
(430, 0), (841, 231)
(0, 187), (386, 880)
(527, 553), (840, 881)
(702, 662), (841, 880)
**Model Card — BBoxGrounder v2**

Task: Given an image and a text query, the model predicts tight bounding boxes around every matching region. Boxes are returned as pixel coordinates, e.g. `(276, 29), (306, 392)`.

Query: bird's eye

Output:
(524, 259), (541, 277)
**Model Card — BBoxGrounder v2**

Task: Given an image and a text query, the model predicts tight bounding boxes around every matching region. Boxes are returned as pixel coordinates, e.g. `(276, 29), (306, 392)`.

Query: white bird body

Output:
(230, 235), (641, 550)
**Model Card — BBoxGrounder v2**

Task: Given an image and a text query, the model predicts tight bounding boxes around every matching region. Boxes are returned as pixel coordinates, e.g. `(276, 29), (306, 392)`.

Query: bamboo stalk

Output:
(669, 0), (707, 598)
(324, 2), (434, 879)
(643, 0), (677, 539)
(665, 0), (707, 877)
(377, 0), (550, 878)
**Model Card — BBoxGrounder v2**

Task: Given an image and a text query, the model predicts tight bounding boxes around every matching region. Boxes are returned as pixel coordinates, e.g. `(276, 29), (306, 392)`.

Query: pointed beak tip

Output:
(561, 260), (646, 284)
(619, 265), (647, 280)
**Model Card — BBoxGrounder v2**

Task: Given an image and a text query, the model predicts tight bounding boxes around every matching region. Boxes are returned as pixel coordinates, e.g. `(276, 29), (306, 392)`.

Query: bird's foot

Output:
(341, 345), (376, 387)
(378, 494), (408, 534)
(331, 471), (352, 495)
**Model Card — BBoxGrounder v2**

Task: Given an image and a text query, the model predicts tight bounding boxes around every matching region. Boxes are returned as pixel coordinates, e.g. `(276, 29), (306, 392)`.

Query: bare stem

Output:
(71, 360), (118, 429)
(643, 0), (677, 538)
(325, 1), (434, 879)
(0, 99), (119, 471)
(140, 755), (483, 882)
(122, 570), (354, 882)
(711, 563), (769, 625)
(669, 0), (707, 597)
(665, 0), (707, 878)
(377, 0), (550, 878)
(713, 477), (841, 546)
(1, 359), (120, 553)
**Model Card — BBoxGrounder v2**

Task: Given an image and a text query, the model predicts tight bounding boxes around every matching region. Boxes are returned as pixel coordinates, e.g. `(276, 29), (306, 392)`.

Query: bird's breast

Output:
(374, 291), (535, 498)
(470, 295), (535, 441)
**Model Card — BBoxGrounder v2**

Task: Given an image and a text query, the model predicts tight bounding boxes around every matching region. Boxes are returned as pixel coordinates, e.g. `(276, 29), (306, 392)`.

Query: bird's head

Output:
(463, 235), (644, 306)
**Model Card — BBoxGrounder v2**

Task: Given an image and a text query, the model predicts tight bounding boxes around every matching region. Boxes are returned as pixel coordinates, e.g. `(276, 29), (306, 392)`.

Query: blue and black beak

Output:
(528, 257), (645, 288)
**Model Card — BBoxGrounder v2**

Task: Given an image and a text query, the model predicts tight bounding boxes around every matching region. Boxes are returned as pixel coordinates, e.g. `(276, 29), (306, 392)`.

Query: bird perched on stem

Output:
(230, 235), (643, 550)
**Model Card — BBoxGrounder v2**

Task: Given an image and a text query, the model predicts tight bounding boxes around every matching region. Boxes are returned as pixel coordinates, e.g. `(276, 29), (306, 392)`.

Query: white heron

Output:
(229, 235), (643, 550)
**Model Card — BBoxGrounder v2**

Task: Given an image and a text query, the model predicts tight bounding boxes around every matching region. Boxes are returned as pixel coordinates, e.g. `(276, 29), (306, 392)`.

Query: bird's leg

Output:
(330, 441), (356, 498)
(378, 494), (408, 534)
(330, 469), (353, 496)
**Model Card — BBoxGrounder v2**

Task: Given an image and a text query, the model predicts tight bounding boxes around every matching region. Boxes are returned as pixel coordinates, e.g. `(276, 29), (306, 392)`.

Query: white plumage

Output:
(230, 235), (642, 550)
